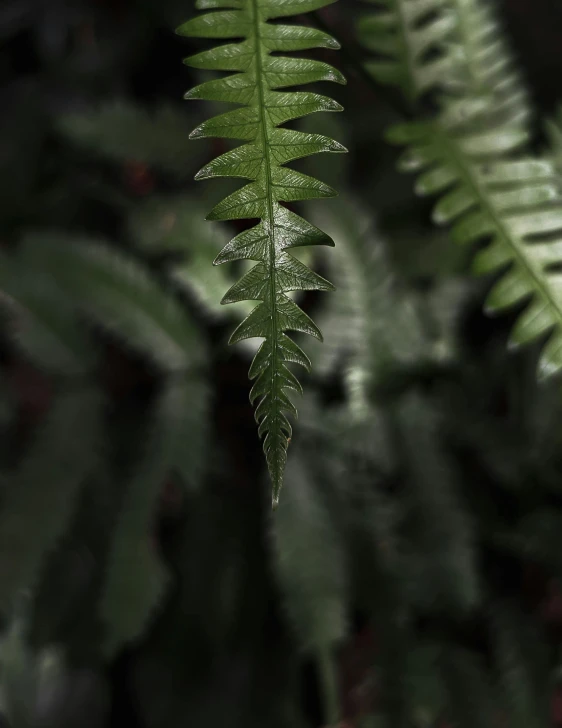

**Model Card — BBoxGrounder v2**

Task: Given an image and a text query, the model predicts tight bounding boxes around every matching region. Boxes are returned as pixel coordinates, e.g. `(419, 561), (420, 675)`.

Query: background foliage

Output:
(3, 0), (562, 727)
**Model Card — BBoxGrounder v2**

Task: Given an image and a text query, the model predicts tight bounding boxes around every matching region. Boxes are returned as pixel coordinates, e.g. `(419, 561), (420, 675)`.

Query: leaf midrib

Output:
(436, 124), (562, 329)
(251, 0), (282, 485)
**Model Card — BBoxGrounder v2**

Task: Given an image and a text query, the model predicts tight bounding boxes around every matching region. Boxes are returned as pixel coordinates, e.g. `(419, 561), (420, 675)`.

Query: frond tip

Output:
(177, 0), (346, 506)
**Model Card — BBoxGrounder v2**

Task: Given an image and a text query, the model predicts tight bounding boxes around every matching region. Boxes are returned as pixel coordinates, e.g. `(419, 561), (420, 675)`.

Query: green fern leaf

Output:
(177, 0), (346, 506)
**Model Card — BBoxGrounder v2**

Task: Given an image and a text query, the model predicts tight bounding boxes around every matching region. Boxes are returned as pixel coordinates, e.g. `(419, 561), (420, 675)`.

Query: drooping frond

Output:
(177, 0), (346, 507)
(360, 0), (562, 378)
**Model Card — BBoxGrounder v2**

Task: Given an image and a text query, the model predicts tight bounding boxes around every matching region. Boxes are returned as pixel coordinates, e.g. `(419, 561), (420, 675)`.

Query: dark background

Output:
(3, 1), (562, 727)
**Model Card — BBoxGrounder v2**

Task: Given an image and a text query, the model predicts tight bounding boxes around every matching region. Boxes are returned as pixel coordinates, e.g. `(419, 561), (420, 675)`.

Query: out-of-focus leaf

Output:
(57, 102), (208, 177)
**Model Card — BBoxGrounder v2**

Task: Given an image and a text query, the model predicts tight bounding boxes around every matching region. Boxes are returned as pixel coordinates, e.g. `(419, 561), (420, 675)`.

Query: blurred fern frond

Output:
(127, 194), (253, 322)
(19, 234), (204, 374)
(57, 101), (207, 178)
(357, 0), (461, 101)
(360, 0), (562, 378)
(307, 196), (442, 413)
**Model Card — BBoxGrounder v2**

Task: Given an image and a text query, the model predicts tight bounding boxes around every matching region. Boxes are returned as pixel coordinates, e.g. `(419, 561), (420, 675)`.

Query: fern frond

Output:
(357, 0), (460, 101)
(20, 234), (204, 373)
(128, 194), (253, 322)
(448, 0), (530, 124)
(360, 0), (562, 377)
(307, 196), (438, 415)
(387, 116), (562, 377)
(177, 0), (346, 507)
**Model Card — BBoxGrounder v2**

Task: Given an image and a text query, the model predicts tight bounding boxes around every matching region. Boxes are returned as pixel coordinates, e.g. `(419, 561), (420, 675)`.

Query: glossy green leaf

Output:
(178, 0), (346, 505)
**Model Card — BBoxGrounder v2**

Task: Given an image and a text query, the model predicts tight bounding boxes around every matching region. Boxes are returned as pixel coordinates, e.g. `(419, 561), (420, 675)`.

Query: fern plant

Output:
(177, 0), (346, 507)
(359, 0), (562, 378)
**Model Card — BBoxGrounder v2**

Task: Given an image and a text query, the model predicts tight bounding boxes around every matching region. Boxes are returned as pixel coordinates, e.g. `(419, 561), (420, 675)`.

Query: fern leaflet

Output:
(177, 0), (346, 507)
(357, 0), (460, 101)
